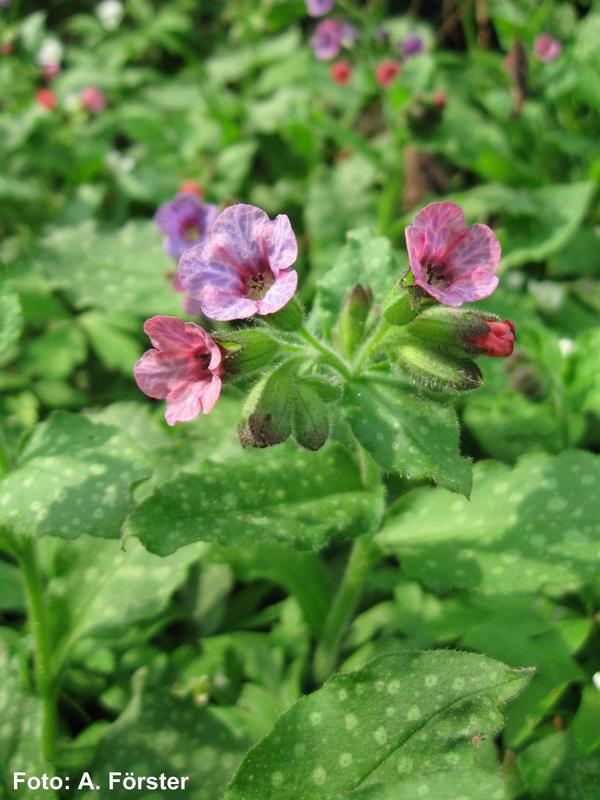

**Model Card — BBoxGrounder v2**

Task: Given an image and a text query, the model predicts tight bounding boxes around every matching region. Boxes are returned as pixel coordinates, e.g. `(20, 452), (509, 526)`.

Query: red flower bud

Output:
(1, 42), (13, 55)
(179, 179), (204, 198)
(330, 60), (353, 85)
(471, 320), (516, 357)
(36, 88), (57, 109)
(433, 91), (446, 108)
(375, 59), (401, 87)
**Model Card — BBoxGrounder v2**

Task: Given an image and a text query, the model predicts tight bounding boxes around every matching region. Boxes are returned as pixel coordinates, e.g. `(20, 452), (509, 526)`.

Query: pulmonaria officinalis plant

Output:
(137, 198), (514, 461)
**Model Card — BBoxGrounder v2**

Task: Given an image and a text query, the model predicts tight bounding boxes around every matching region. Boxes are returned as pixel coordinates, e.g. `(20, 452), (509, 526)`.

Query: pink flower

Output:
(330, 60), (352, 84)
(376, 59), (401, 87)
(471, 319), (516, 357)
(306, 0), (334, 16)
(178, 204), (298, 322)
(433, 91), (447, 108)
(36, 88), (57, 109)
(134, 316), (223, 425)
(405, 201), (501, 306)
(533, 33), (561, 63)
(81, 86), (106, 113)
(42, 63), (60, 79)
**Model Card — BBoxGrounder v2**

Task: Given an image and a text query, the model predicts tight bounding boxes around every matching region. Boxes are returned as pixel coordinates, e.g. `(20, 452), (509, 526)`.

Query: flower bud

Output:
(215, 329), (281, 377)
(294, 385), (330, 451)
(382, 283), (426, 326)
(405, 306), (493, 355)
(263, 295), (304, 332)
(238, 363), (296, 448)
(330, 60), (353, 85)
(392, 337), (482, 393)
(470, 320), (516, 357)
(337, 284), (373, 357)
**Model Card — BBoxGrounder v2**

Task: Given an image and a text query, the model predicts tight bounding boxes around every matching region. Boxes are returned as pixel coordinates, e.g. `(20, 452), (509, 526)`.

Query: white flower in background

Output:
(593, 672), (600, 691)
(36, 37), (63, 67)
(106, 150), (135, 174)
(96, 0), (124, 31)
(558, 338), (574, 357)
(528, 279), (565, 312)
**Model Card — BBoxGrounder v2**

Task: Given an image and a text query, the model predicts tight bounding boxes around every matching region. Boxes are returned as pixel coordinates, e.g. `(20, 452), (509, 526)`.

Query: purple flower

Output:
(178, 204), (298, 322)
(402, 35), (424, 58)
(134, 316), (223, 425)
(405, 201), (501, 307)
(311, 19), (355, 60)
(154, 193), (219, 261)
(306, 0), (334, 17)
(533, 33), (561, 63)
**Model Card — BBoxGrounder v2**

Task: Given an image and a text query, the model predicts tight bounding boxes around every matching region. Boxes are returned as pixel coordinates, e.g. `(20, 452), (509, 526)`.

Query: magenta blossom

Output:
(402, 35), (424, 58)
(178, 204), (298, 322)
(533, 33), (561, 63)
(155, 193), (219, 261)
(405, 201), (501, 307)
(81, 86), (106, 113)
(134, 316), (223, 425)
(306, 0), (334, 17)
(311, 19), (355, 60)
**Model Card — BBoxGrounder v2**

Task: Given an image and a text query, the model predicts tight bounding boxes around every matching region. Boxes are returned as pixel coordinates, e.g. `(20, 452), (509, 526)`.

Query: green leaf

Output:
(334, 768), (507, 799)
(126, 443), (384, 555)
(0, 644), (56, 799)
(80, 313), (142, 376)
(21, 323), (87, 379)
(518, 732), (600, 800)
(345, 380), (472, 496)
(38, 221), (180, 316)
(47, 535), (207, 649)
(376, 450), (600, 594)
(0, 278), (23, 367)
(311, 229), (397, 340)
(82, 670), (251, 800)
(0, 412), (149, 540)
(224, 651), (532, 800)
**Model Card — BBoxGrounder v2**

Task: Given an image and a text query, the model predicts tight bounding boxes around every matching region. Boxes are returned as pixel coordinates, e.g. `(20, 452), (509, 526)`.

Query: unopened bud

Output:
(215, 329), (280, 377)
(406, 306), (493, 355)
(337, 284), (373, 357)
(470, 320), (516, 357)
(263, 295), (304, 332)
(238, 362), (296, 448)
(294, 385), (330, 451)
(394, 338), (482, 393)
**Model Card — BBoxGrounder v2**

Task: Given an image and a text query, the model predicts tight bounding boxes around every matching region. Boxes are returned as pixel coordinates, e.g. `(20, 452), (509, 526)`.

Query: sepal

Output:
(406, 306), (497, 355)
(215, 329), (281, 377)
(383, 283), (426, 325)
(238, 361), (296, 448)
(294, 385), (330, 451)
(263, 295), (304, 332)
(393, 337), (482, 393)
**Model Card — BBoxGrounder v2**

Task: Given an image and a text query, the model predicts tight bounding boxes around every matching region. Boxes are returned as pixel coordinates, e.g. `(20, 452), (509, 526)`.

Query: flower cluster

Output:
(136, 197), (513, 433)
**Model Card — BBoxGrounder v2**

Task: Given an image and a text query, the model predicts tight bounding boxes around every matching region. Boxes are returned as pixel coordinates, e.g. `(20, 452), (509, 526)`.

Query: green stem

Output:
(18, 538), (57, 763)
(298, 327), (354, 381)
(0, 424), (12, 475)
(313, 535), (378, 684)
(353, 319), (391, 373)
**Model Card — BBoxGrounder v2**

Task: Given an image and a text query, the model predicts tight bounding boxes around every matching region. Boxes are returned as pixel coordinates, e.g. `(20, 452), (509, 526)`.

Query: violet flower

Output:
(405, 201), (501, 307)
(178, 203), (298, 322)
(154, 193), (219, 261)
(311, 19), (355, 60)
(402, 35), (424, 58)
(306, 0), (335, 17)
(134, 316), (223, 425)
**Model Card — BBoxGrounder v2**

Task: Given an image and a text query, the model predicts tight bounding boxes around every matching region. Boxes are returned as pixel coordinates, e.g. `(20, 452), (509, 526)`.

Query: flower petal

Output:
(257, 269), (298, 315)
(134, 349), (193, 399)
(446, 223), (501, 279)
(263, 214), (298, 275)
(199, 287), (259, 321)
(411, 201), (466, 264)
(143, 316), (199, 352)
(165, 380), (207, 425)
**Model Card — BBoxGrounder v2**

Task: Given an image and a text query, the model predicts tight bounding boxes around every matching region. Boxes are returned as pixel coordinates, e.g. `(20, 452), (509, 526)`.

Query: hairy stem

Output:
(18, 538), (57, 763)
(298, 327), (354, 381)
(313, 535), (379, 684)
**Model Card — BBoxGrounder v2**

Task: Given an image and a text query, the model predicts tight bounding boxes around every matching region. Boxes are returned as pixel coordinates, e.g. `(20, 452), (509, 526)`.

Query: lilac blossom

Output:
(402, 35), (424, 58)
(154, 193), (219, 261)
(178, 204), (298, 322)
(306, 0), (335, 17)
(311, 19), (356, 61)
(533, 33), (561, 63)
